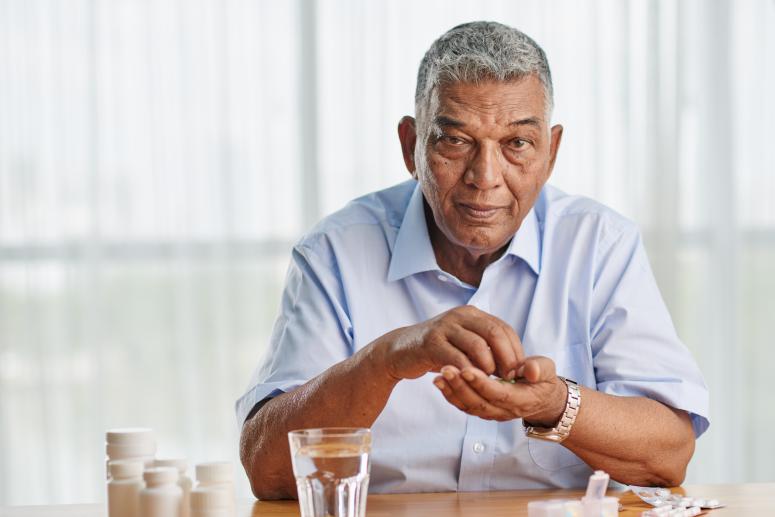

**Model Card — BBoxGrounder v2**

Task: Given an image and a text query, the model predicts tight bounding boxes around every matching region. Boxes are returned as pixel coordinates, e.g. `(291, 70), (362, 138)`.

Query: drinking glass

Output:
(288, 428), (371, 517)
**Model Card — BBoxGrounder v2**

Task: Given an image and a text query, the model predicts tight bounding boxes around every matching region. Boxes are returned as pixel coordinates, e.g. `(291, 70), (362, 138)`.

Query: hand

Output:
(432, 356), (568, 426)
(381, 305), (524, 381)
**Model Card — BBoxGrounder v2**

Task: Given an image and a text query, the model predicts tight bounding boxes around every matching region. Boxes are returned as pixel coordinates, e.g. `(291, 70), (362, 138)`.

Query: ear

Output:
(547, 124), (564, 176)
(397, 116), (418, 177)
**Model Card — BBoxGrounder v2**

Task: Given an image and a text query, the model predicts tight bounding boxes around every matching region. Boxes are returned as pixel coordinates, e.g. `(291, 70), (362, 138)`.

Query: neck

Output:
(424, 203), (508, 287)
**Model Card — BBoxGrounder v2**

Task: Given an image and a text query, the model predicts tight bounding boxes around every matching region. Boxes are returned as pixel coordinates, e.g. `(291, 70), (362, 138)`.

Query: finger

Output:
(456, 306), (524, 377)
(497, 320), (525, 369)
(441, 366), (514, 420)
(489, 319), (524, 380)
(517, 356), (557, 384)
(425, 330), (474, 372)
(457, 312), (519, 380)
(433, 376), (468, 412)
(445, 325), (496, 375)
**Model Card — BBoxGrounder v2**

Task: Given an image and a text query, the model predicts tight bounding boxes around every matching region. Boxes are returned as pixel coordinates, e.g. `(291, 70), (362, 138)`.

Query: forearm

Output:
(562, 388), (695, 486)
(239, 334), (399, 500)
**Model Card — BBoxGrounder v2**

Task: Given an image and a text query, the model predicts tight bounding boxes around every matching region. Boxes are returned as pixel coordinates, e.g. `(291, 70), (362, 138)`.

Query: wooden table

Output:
(2, 483), (773, 516)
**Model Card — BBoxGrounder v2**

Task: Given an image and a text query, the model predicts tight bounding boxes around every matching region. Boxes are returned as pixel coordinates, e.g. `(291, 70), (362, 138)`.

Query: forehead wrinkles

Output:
(436, 93), (543, 128)
(442, 95), (525, 124)
(436, 83), (545, 129)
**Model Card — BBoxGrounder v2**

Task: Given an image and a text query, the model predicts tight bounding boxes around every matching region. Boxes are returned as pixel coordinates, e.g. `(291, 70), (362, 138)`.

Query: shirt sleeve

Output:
(235, 241), (353, 426)
(590, 224), (710, 438)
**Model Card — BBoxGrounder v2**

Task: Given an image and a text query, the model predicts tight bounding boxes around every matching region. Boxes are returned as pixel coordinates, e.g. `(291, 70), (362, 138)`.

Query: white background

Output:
(0, 0), (773, 505)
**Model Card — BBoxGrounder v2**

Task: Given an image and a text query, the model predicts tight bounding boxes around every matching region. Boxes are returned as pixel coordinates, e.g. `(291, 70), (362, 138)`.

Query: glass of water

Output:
(288, 428), (371, 517)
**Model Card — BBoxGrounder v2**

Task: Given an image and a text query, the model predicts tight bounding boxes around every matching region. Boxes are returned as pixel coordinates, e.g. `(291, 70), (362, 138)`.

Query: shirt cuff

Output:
(597, 379), (710, 438)
(234, 380), (306, 427)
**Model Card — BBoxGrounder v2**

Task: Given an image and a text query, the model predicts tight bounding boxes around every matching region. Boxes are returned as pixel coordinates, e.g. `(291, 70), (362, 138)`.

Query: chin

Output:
(454, 228), (509, 254)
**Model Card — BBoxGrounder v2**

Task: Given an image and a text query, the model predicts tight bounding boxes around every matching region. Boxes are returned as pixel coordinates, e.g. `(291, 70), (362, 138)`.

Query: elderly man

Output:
(237, 21), (709, 498)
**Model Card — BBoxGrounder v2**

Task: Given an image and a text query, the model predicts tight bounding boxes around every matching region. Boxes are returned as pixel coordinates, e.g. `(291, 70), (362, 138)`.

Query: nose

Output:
(464, 141), (504, 189)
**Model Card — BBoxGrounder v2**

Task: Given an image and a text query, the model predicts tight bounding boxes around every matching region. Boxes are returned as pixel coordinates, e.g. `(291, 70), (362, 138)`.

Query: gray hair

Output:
(415, 21), (554, 127)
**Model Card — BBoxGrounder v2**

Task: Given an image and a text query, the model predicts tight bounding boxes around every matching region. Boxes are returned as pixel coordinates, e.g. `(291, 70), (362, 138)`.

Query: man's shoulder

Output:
(539, 184), (639, 245)
(296, 179), (416, 254)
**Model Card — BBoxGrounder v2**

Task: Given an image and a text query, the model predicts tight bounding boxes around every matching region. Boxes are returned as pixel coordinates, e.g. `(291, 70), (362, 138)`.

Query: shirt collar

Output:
(504, 204), (541, 275)
(387, 184), (439, 282)
(387, 183), (542, 282)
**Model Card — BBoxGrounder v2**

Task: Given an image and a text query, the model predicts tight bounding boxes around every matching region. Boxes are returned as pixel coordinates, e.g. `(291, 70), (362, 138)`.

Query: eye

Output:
(442, 135), (466, 146)
(510, 138), (529, 149)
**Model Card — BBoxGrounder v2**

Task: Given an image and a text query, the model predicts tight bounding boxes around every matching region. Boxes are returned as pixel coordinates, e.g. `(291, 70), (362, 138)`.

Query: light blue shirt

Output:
(236, 179), (709, 492)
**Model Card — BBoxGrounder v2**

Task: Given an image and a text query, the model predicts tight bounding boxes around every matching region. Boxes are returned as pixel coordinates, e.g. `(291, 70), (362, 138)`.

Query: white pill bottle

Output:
(107, 459), (145, 517)
(190, 487), (234, 517)
(106, 428), (156, 476)
(194, 462), (235, 511)
(139, 467), (182, 517)
(155, 458), (193, 517)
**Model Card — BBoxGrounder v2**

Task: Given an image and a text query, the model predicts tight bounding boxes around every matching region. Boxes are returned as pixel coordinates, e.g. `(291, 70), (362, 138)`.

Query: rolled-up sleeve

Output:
(590, 226), (710, 438)
(235, 240), (353, 426)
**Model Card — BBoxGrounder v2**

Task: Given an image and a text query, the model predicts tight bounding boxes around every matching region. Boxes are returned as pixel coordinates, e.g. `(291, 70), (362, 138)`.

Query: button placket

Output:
(458, 417), (498, 491)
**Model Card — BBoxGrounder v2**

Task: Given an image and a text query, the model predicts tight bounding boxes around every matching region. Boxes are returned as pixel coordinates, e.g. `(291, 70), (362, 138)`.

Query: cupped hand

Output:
(432, 356), (568, 426)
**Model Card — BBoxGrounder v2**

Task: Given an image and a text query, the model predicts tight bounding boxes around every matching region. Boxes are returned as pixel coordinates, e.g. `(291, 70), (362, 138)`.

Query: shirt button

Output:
(473, 442), (485, 454)
(437, 274), (448, 282)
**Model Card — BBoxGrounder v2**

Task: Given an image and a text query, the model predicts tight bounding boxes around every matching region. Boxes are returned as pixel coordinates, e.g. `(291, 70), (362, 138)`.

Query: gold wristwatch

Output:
(523, 377), (581, 443)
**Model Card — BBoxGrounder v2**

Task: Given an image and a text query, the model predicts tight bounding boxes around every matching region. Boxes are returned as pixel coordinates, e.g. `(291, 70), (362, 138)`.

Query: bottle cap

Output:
(106, 442), (156, 457)
(195, 462), (233, 484)
(191, 487), (231, 510)
(155, 458), (188, 473)
(108, 459), (144, 479)
(144, 466), (179, 485)
(106, 428), (155, 445)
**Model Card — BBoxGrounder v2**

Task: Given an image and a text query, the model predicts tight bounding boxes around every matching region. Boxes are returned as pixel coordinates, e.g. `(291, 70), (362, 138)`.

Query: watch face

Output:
(527, 430), (564, 443)
(525, 426), (565, 443)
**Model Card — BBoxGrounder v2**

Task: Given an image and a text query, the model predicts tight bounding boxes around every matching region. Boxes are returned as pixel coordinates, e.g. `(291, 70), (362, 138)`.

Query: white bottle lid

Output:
(195, 462), (233, 484)
(191, 487), (231, 510)
(144, 466), (179, 486)
(155, 458), (188, 474)
(106, 442), (157, 457)
(106, 428), (154, 445)
(108, 459), (144, 479)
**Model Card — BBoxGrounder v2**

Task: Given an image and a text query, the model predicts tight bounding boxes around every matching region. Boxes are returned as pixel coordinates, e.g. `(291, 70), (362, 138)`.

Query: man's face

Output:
(400, 76), (563, 258)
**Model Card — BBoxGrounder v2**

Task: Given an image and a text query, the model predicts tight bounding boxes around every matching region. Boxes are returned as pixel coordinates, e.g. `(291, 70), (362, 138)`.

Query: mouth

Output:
(458, 203), (503, 220)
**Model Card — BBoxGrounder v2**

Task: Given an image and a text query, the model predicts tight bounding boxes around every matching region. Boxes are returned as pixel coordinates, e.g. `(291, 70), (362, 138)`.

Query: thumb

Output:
(517, 356), (557, 383)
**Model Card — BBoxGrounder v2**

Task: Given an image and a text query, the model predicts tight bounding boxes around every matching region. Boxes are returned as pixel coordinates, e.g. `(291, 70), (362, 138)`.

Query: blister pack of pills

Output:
(630, 486), (724, 516)
(640, 506), (702, 517)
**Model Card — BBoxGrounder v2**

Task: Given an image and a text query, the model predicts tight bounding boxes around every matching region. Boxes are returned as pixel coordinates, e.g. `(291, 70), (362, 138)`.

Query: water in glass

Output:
(289, 429), (370, 517)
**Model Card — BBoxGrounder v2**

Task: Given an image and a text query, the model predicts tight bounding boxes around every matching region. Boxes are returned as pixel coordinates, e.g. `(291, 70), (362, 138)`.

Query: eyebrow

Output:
(433, 115), (465, 128)
(433, 115), (543, 129)
(509, 117), (542, 128)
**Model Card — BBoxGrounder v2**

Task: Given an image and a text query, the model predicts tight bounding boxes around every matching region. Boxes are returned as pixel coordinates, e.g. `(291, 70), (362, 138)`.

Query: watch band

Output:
(524, 377), (581, 443)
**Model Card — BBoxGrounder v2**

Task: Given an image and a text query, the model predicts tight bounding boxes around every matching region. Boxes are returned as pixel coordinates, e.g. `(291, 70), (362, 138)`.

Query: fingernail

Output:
(433, 380), (445, 390)
(506, 369), (516, 381)
(517, 365), (525, 377)
(442, 368), (455, 380)
(461, 371), (475, 382)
